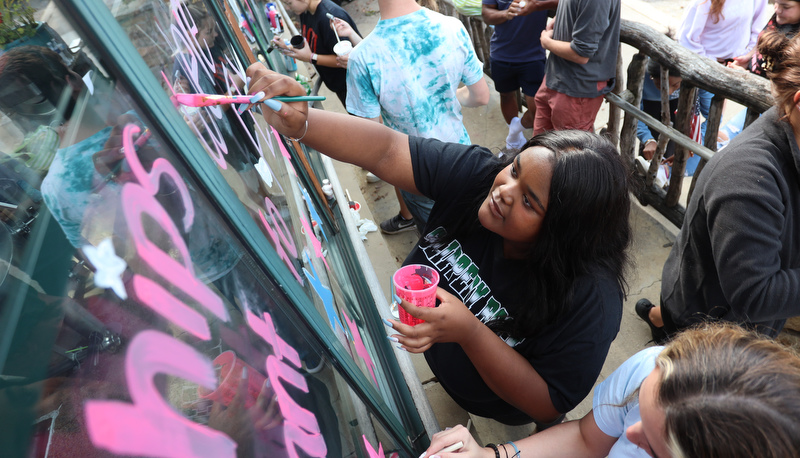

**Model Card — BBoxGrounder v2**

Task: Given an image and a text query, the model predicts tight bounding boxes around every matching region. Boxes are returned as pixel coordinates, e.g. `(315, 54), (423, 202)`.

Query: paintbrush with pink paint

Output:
(171, 92), (325, 111)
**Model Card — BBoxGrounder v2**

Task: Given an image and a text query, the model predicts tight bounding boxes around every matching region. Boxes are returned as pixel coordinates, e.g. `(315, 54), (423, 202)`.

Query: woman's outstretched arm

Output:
(423, 413), (617, 458)
(246, 63), (419, 194)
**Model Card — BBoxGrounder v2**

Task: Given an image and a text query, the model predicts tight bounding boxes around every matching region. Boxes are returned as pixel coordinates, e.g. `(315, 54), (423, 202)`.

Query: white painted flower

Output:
(82, 238), (127, 299)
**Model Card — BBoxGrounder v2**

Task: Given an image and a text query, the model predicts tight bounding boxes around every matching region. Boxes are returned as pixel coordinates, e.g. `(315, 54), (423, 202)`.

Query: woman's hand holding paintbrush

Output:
(172, 91), (324, 116)
(423, 425), (488, 457)
(245, 65), (310, 141)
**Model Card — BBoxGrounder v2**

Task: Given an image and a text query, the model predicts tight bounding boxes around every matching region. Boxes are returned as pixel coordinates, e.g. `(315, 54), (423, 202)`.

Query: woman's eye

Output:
(523, 195), (532, 209)
(510, 164), (517, 178)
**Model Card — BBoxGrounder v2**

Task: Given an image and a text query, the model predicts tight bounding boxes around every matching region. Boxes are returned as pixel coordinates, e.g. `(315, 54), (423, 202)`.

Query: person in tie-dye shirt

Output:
(345, 0), (489, 235)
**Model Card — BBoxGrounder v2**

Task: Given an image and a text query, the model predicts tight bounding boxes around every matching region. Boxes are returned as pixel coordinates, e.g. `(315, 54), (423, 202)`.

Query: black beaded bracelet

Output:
(486, 443), (500, 458)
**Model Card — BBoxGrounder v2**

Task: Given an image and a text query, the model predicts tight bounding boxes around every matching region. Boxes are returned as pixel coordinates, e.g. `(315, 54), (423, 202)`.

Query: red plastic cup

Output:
(393, 264), (439, 326)
(197, 351), (267, 409)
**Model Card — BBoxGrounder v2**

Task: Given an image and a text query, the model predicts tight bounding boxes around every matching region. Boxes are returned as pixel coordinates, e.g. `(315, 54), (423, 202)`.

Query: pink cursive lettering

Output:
(85, 331), (236, 457)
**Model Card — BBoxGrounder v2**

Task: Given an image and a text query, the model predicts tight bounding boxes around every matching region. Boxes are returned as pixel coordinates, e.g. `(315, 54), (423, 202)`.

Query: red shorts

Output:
(533, 76), (607, 135)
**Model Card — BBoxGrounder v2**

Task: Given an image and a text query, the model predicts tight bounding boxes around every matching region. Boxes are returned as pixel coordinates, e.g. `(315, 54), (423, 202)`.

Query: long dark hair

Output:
(0, 45), (78, 128)
(444, 130), (632, 338)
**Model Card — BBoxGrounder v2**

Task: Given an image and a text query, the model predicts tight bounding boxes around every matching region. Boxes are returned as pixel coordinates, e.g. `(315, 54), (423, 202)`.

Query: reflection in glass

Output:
(0, 2), (408, 456)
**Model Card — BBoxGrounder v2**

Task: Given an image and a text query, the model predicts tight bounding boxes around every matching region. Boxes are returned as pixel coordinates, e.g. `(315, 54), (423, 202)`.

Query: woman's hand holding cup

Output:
(387, 288), (481, 353)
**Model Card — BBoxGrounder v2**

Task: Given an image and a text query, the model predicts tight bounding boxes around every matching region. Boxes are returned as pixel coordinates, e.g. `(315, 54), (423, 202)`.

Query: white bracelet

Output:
(287, 120), (309, 142)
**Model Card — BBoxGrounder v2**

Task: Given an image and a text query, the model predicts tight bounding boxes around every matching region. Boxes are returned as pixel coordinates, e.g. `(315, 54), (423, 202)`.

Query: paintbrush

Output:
(171, 93), (326, 109)
(326, 13), (342, 42)
(419, 441), (465, 457)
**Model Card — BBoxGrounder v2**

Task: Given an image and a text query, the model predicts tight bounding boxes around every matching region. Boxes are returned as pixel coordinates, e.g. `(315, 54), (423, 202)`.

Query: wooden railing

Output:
(611, 20), (772, 226)
(436, 2), (773, 228)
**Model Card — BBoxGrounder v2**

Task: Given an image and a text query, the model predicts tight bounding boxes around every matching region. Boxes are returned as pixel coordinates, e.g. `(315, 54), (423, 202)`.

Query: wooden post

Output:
(483, 25), (494, 76)
(703, 95), (724, 150)
(619, 53), (647, 163)
(744, 106), (761, 129)
(605, 45), (624, 147)
(665, 83), (698, 207)
(469, 19), (486, 64)
(688, 94), (724, 200)
(474, 20), (491, 73)
(645, 65), (672, 187)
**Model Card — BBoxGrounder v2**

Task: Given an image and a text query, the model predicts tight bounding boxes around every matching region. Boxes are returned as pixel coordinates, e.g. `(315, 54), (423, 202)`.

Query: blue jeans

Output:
(400, 190), (434, 227)
(685, 154), (701, 177)
(719, 108), (751, 148)
(697, 89), (713, 142)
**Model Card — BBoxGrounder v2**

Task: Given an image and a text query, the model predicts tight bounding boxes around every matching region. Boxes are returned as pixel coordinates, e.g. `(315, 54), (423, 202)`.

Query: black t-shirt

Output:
(405, 137), (623, 420)
(300, 0), (360, 96)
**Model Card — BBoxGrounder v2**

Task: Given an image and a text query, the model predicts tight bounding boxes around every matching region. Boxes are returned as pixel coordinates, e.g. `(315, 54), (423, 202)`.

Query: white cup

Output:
(333, 41), (353, 57)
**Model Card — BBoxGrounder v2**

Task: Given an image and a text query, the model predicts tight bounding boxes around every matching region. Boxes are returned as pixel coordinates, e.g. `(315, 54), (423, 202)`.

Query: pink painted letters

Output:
(85, 331), (236, 457)
(247, 310), (327, 458)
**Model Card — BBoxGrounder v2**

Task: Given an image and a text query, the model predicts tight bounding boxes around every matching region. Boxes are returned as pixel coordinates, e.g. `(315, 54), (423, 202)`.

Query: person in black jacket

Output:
(637, 28), (800, 343)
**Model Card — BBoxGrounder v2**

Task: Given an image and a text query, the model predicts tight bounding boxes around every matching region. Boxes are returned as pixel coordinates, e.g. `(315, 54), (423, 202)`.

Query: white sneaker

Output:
(656, 163), (670, 189)
(366, 172), (381, 183)
(635, 156), (649, 175)
(635, 156), (670, 189)
(506, 116), (526, 150)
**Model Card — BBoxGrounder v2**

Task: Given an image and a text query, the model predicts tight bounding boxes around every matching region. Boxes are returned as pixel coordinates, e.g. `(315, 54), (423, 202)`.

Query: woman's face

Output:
(774, 0), (800, 25)
(196, 17), (218, 46)
(285, 0), (310, 15)
(625, 368), (670, 458)
(478, 147), (553, 257)
(651, 75), (682, 97)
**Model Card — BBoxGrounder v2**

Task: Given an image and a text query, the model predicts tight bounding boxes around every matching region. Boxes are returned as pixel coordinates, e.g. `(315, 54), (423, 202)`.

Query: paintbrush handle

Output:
(272, 96), (327, 102)
(436, 442), (464, 454)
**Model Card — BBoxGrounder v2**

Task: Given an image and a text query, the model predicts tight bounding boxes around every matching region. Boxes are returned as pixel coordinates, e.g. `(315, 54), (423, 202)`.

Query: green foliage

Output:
(0, 0), (37, 47)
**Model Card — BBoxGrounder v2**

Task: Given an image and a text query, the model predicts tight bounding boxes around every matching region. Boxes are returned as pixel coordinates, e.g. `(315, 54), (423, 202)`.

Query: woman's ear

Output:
(792, 91), (800, 115)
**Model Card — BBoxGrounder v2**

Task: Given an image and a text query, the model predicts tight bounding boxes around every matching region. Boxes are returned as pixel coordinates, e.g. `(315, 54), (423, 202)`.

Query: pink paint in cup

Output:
(393, 264), (439, 326)
(197, 351), (267, 409)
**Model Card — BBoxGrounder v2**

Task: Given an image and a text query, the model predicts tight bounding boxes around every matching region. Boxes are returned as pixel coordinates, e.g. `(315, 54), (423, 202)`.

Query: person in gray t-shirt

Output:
(533, 0), (620, 134)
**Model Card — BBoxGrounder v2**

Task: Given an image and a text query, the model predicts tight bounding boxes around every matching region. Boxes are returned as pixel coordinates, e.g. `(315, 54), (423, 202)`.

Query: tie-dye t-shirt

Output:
(42, 126), (116, 248)
(41, 126), (239, 283)
(345, 8), (484, 145)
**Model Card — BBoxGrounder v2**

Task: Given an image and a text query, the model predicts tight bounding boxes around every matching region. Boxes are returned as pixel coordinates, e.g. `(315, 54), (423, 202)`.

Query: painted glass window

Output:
(0, 1), (417, 456)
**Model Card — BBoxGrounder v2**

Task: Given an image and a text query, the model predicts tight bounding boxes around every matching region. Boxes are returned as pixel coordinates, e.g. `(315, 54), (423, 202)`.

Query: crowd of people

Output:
(247, 0), (800, 456)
